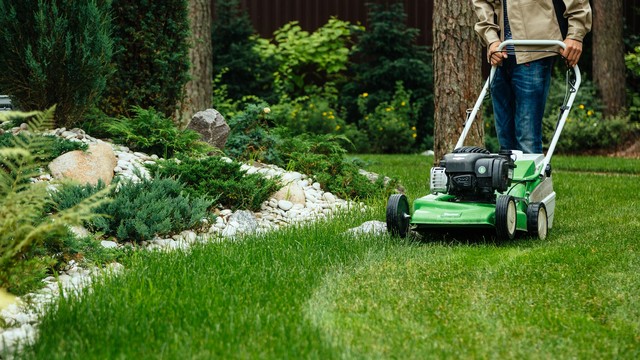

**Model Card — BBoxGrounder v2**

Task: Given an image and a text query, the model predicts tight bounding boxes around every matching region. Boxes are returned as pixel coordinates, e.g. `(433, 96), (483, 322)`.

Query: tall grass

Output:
(18, 155), (640, 359)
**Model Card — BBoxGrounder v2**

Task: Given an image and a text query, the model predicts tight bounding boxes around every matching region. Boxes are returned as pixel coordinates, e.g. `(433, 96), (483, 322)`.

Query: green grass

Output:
(18, 154), (640, 359)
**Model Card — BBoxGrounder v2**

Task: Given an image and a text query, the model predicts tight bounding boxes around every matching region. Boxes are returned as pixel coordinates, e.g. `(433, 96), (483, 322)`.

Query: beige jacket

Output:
(473, 0), (592, 63)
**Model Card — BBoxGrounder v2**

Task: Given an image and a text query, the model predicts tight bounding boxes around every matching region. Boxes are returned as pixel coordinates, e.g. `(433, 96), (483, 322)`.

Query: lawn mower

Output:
(386, 40), (581, 240)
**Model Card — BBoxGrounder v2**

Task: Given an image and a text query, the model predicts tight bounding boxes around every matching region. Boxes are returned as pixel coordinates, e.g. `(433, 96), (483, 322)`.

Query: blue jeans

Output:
(490, 57), (553, 154)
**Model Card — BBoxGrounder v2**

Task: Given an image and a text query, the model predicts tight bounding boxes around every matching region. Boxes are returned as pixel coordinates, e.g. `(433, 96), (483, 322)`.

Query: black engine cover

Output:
(440, 151), (514, 201)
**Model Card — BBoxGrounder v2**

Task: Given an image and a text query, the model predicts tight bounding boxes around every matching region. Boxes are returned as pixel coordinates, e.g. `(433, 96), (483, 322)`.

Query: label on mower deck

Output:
(441, 212), (462, 218)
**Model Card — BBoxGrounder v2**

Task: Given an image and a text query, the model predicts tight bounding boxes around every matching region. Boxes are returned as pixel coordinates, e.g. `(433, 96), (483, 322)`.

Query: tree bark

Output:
(432, 0), (484, 163)
(179, 0), (214, 127)
(592, 0), (626, 117)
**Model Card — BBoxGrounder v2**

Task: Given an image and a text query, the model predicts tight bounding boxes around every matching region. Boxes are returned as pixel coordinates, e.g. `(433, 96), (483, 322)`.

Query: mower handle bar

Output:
(455, 39), (582, 178)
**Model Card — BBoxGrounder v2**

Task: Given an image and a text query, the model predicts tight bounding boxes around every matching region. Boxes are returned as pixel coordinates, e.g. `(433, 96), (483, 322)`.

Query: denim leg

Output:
(490, 59), (517, 152)
(511, 58), (552, 153)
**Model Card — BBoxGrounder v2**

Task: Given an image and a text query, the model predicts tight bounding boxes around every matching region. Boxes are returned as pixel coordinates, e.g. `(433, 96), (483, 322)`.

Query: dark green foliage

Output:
(0, 108), (110, 296)
(225, 103), (283, 165)
(0, 133), (87, 162)
(148, 156), (280, 211)
(341, 2), (434, 150)
(90, 176), (212, 243)
(48, 180), (107, 213)
(101, 0), (190, 118)
(277, 134), (396, 200)
(212, 0), (276, 103)
(0, 0), (113, 127)
(104, 106), (212, 158)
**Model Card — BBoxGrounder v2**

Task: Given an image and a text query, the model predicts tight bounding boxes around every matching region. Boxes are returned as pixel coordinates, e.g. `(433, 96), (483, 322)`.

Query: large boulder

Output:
(187, 109), (230, 150)
(48, 142), (117, 185)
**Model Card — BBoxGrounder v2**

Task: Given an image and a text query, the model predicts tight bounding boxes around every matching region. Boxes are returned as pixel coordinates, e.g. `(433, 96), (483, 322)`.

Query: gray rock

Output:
(187, 109), (230, 150)
(228, 210), (259, 235)
(100, 240), (118, 249)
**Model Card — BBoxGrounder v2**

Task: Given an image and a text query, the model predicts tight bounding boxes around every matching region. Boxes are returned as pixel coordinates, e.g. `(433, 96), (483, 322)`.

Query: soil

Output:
(609, 138), (640, 159)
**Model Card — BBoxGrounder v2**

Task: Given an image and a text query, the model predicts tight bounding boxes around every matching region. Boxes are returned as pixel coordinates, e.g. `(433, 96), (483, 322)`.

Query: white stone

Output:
(101, 240), (118, 249)
(312, 182), (322, 190)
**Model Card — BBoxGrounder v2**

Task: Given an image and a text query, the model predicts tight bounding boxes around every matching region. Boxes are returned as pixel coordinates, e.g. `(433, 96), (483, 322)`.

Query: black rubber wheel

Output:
(495, 195), (517, 240)
(386, 194), (411, 238)
(527, 202), (548, 240)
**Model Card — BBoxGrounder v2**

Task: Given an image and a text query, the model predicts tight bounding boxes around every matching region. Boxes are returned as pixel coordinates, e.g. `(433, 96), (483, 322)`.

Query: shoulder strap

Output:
(552, 0), (569, 38)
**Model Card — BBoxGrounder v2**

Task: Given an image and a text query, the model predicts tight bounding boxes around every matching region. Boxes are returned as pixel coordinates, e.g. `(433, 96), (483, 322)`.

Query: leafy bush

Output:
(147, 156), (280, 211)
(271, 96), (351, 137)
(544, 110), (638, 153)
(0, 108), (109, 295)
(225, 103), (283, 164)
(100, 0), (190, 119)
(0, 0), (113, 127)
(104, 106), (212, 158)
(212, 0), (276, 103)
(277, 134), (397, 200)
(341, 2), (433, 151)
(0, 133), (87, 162)
(89, 176), (212, 243)
(356, 82), (417, 153)
(543, 69), (639, 152)
(257, 18), (360, 98)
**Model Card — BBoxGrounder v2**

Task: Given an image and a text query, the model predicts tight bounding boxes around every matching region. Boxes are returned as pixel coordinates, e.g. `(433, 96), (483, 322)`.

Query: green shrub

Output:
(0, 0), (113, 127)
(356, 82), (417, 153)
(0, 133), (87, 162)
(341, 2), (433, 151)
(148, 156), (280, 211)
(257, 18), (359, 98)
(225, 103), (283, 164)
(90, 176), (212, 243)
(104, 106), (212, 158)
(212, 0), (276, 103)
(543, 70), (639, 152)
(100, 0), (190, 119)
(278, 134), (397, 200)
(271, 96), (351, 137)
(0, 108), (109, 295)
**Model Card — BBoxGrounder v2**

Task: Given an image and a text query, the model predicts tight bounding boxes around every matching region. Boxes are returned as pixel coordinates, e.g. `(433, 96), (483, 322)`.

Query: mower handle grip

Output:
(495, 39), (567, 51)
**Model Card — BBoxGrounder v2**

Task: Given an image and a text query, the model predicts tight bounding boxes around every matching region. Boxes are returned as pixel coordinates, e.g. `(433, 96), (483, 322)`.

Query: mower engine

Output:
(430, 148), (515, 202)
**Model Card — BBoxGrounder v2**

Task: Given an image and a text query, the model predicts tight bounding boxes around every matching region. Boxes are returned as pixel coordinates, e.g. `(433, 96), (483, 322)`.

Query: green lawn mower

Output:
(386, 40), (581, 241)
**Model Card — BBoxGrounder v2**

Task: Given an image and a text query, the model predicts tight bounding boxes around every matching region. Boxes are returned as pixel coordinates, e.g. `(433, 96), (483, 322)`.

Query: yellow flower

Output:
(579, 104), (585, 110)
(412, 133), (417, 138)
(322, 112), (327, 116)
(385, 107), (392, 112)
(587, 110), (594, 116)
(362, 92), (369, 98)
(263, 107), (271, 114)
(411, 126), (416, 131)
(401, 101), (406, 107)
(335, 125), (341, 131)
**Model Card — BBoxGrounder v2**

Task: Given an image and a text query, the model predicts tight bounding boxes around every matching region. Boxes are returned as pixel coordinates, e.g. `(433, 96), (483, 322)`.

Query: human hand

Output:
(562, 38), (583, 67)
(488, 41), (508, 66)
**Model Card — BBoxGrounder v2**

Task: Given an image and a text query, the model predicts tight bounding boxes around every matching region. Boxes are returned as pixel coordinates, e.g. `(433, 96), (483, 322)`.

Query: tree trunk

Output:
(592, 0), (626, 117)
(179, 0), (214, 127)
(432, 0), (484, 163)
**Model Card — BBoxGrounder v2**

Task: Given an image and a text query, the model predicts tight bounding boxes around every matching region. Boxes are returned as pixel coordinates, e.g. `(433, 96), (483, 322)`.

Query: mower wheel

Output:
(386, 194), (411, 238)
(495, 195), (517, 240)
(527, 202), (548, 240)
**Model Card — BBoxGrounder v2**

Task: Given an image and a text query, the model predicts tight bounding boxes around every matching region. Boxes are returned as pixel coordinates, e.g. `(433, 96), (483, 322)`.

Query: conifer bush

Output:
(341, 2), (433, 151)
(212, 0), (276, 103)
(148, 156), (280, 211)
(101, 0), (190, 118)
(89, 176), (213, 243)
(0, 0), (113, 127)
